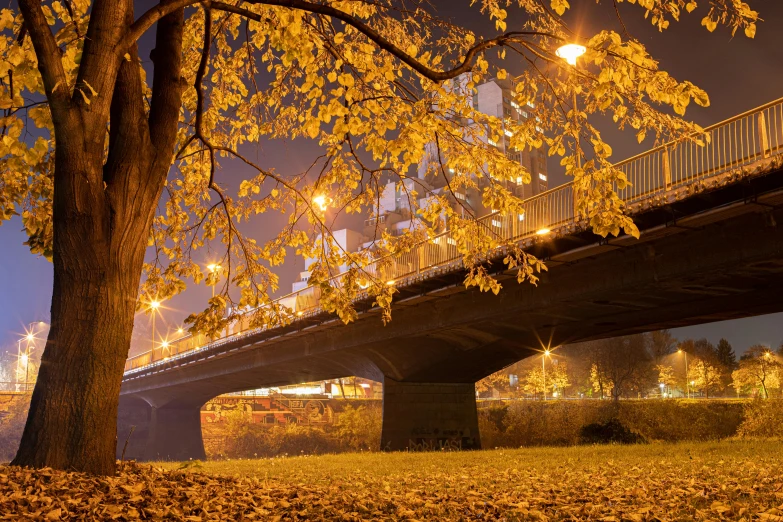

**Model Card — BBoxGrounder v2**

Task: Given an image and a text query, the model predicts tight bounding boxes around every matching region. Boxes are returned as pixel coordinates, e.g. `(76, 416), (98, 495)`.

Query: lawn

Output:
(2, 441), (783, 520)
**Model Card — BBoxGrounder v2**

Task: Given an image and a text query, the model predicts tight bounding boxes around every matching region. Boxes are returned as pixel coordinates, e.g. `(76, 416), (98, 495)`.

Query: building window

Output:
(539, 173), (547, 182)
(488, 139), (497, 147)
(516, 176), (523, 185)
(447, 237), (457, 246)
(504, 129), (513, 137)
(491, 219), (501, 227)
(454, 192), (466, 201)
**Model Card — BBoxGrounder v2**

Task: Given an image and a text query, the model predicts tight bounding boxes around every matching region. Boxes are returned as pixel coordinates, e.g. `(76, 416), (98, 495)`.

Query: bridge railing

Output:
(124, 97), (783, 375)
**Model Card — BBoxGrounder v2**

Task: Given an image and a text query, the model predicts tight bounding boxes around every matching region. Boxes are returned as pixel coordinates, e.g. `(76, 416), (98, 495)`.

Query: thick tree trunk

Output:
(12, 149), (153, 474)
(12, 256), (142, 474)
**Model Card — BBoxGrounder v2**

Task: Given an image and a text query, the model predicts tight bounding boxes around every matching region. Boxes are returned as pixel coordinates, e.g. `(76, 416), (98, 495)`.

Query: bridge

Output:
(118, 97), (783, 461)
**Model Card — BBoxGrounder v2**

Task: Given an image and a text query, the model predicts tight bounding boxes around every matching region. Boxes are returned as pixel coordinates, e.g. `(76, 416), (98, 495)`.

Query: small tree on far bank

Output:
(687, 358), (723, 398)
(733, 346), (782, 399)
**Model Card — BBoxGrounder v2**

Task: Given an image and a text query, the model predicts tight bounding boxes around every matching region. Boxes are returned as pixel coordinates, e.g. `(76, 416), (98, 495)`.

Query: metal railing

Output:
(124, 97), (783, 375)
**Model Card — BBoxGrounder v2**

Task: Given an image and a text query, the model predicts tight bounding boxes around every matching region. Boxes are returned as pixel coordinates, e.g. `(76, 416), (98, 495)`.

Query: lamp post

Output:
(207, 263), (222, 298)
(556, 43), (587, 219)
(149, 300), (161, 351)
(556, 43), (586, 163)
(542, 349), (551, 400)
(678, 348), (690, 398)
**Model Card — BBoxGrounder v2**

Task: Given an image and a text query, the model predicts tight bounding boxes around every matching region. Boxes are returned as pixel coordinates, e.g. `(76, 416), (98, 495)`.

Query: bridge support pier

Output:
(144, 404), (206, 462)
(380, 378), (480, 452)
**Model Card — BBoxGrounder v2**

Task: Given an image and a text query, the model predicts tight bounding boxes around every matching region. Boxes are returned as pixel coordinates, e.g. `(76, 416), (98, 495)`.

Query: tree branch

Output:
(16, 0), (70, 112)
(125, 0), (560, 84)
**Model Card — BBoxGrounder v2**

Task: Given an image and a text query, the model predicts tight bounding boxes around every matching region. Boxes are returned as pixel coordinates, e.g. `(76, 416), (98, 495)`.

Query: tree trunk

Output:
(12, 143), (156, 474)
(12, 255), (142, 474)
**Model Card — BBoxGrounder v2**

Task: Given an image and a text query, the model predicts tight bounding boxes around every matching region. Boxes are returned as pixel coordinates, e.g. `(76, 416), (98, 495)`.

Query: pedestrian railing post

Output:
(758, 112), (770, 158)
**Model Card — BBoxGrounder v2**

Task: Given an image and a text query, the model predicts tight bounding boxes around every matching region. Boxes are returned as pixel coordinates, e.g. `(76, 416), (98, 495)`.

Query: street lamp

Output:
(149, 300), (161, 351)
(542, 349), (551, 400)
(678, 348), (690, 399)
(207, 263), (222, 298)
(556, 43), (587, 218)
(312, 194), (331, 212)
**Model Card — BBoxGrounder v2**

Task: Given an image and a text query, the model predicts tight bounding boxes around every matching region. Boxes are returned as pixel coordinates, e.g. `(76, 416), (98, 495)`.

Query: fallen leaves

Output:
(1, 442), (783, 520)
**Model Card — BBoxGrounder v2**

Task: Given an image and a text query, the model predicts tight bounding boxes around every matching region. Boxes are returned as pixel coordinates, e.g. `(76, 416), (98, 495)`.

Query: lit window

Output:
(454, 192), (466, 201)
(521, 111), (528, 118)
(447, 237), (457, 246)
(518, 214), (525, 221)
(448, 168), (455, 173)
(504, 129), (513, 137)
(535, 126), (544, 133)
(539, 173), (547, 181)
(516, 176), (523, 185)
(510, 101), (520, 109)
(527, 101), (535, 108)
(491, 219), (501, 227)
(535, 116), (541, 123)
(488, 139), (497, 147)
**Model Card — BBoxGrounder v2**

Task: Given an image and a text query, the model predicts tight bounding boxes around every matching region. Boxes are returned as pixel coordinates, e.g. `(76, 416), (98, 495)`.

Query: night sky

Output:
(1, 0), (782, 361)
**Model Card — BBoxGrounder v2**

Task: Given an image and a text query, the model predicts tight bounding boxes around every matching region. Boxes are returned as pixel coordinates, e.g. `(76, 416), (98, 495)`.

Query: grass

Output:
(150, 441), (783, 519)
(158, 439), (783, 482)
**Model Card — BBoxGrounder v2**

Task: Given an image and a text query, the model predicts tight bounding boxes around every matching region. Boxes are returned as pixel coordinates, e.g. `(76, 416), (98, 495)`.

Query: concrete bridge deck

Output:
(118, 97), (783, 460)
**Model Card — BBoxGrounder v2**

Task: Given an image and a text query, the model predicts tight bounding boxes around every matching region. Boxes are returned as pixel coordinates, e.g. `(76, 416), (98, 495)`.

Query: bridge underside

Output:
(119, 164), (783, 460)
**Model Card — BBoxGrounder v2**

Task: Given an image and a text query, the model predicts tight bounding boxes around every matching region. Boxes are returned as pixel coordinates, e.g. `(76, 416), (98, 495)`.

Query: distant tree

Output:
(590, 364), (613, 400)
(523, 367), (545, 399)
(587, 335), (653, 401)
(549, 360), (570, 398)
(656, 364), (677, 394)
(715, 339), (738, 371)
(650, 330), (678, 363)
(687, 358), (723, 398)
(734, 345), (782, 399)
(476, 371), (510, 396)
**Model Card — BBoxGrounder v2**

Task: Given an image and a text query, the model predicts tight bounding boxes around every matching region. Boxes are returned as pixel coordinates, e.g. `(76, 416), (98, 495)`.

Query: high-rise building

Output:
(472, 77), (549, 198)
(290, 76), (549, 293)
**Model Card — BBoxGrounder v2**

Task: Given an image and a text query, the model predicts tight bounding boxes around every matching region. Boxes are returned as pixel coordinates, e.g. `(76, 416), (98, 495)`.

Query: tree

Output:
(650, 330), (677, 363)
(656, 364), (677, 395)
(523, 366), (547, 399)
(586, 334), (654, 401)
(0, 0), (760, 474)
(716, 338), (737, 371)
(734, 345), (782, 399)
(687, 358), (723, 398)
(476, 370), (511, 396)
(549, 360), (570, 398)
(590, 363), (613, 400)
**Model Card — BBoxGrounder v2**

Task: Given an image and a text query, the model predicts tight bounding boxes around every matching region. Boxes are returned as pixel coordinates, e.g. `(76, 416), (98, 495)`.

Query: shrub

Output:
(216, 404), (383, 458)
(334, 404), (381, 452)
(579, 419), (645, 445)
(478, 399), (746, 448)
(737, 399), (783, 438)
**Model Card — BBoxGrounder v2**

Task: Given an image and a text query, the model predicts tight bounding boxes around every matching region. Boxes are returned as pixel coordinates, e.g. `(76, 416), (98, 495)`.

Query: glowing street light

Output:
(148, 299), (162, 351)
(556, 43), (586, 66)
(542, 349), (551, 401)
(313, 194), (331, 212)
(207, 263), (222, 297)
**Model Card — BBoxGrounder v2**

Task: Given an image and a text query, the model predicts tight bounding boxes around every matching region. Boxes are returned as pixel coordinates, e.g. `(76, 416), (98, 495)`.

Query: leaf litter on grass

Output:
(1, 443), (783, 520)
